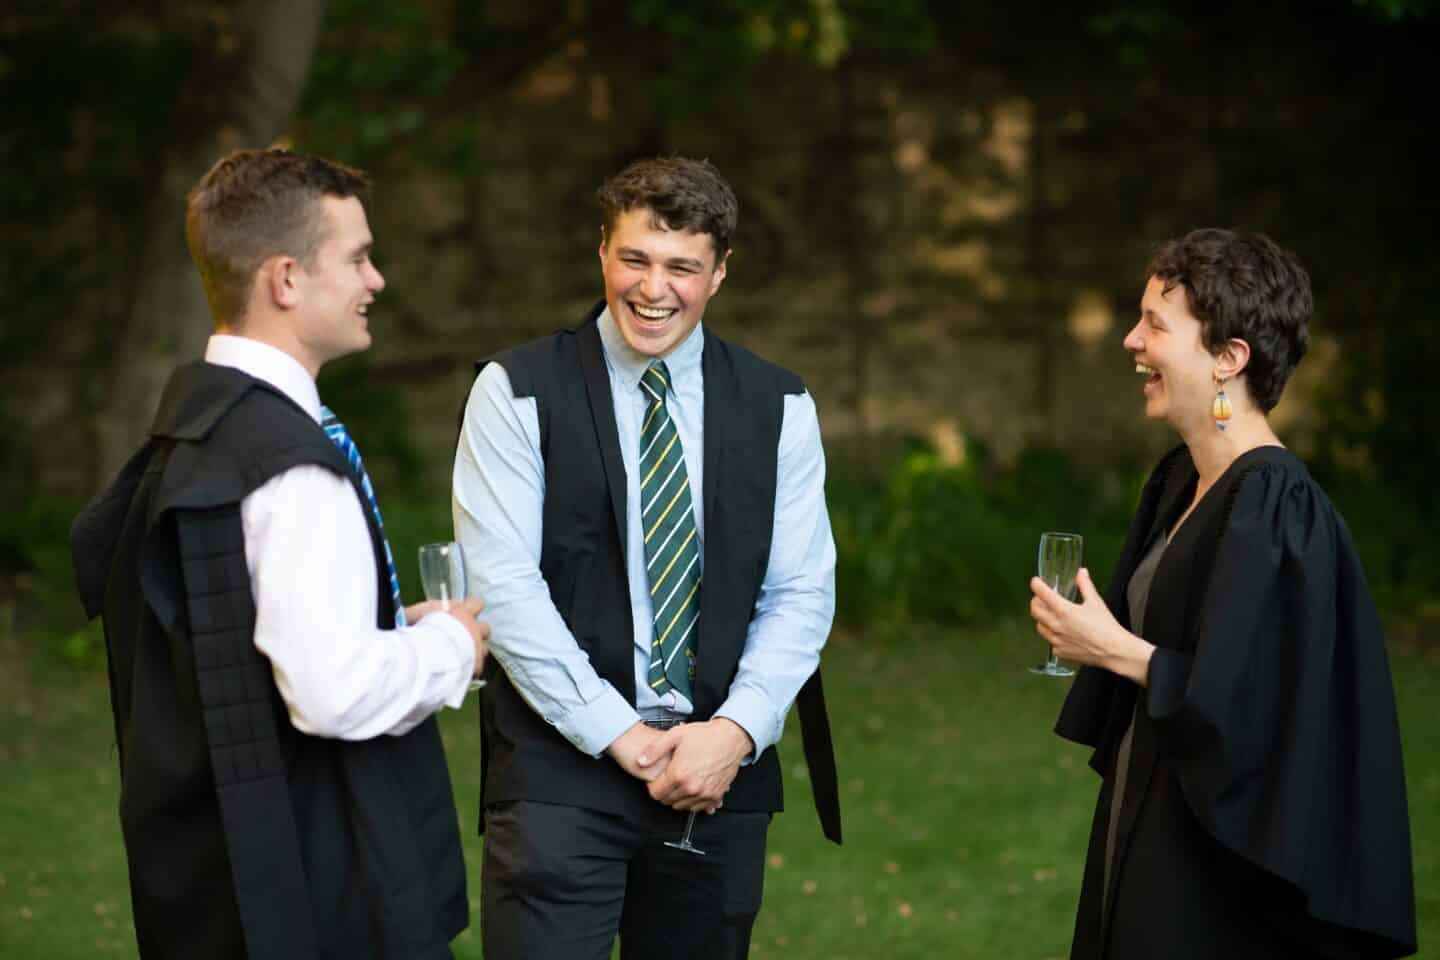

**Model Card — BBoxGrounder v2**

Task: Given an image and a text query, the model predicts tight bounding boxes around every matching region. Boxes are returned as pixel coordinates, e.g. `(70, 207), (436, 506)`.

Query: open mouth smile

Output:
(1135, 361), (1161, 386)
(629, 302), (678, 324)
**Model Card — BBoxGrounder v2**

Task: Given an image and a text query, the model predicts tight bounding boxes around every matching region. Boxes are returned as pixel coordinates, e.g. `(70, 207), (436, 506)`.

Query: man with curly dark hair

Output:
(453, 156), (842, 959)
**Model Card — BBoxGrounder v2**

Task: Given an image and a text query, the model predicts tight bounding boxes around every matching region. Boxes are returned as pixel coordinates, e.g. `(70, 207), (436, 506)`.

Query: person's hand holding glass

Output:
(419, 542), (486, 690)
(1029, 532), (1157, 685)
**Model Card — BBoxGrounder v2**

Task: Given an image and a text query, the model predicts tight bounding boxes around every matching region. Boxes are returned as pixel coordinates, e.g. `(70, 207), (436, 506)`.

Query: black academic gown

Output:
(70, 362), (468, 959)
(1056, 445), (1416, 959)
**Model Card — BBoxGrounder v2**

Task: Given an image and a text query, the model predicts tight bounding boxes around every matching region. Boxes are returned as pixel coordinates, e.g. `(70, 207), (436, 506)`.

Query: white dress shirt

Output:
(452, 309), (836, 759)
(205, 335), (475, 740)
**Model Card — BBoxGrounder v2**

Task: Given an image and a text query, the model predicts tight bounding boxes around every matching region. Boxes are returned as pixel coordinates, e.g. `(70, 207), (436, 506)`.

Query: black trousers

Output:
(480, 799), (770, 960)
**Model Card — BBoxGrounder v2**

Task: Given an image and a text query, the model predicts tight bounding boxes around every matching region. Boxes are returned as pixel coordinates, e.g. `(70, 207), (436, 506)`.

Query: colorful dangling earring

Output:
(1212, 375), (1232, 432)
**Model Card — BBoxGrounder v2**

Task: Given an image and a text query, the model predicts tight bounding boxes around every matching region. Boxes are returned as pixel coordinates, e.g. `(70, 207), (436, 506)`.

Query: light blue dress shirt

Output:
(453, 308), (836, 760)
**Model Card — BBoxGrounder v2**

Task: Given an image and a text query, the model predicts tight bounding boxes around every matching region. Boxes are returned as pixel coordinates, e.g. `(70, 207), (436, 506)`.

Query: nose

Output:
(1122, 319), (1143, 352)
(637, 265), (664, 302)
(367, 260), (386, 293)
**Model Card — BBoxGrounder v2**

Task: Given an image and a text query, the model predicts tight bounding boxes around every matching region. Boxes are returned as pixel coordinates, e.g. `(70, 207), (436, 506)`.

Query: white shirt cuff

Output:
(415, 610), (477, 710)
(714, 686), (779, 765)
(551, 682), (639, 757)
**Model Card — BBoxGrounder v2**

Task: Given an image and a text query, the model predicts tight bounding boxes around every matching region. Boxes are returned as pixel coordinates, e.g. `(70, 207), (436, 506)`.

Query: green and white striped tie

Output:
(639, 361), (699, 701)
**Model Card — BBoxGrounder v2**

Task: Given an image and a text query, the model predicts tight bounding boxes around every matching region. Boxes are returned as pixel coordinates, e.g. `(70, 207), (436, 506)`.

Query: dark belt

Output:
(638, 709), (688, 731)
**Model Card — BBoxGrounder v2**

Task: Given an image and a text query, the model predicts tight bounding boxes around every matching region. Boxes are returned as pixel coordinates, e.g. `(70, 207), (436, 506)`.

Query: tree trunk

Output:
(835, 59), (874, 466)
(93, 0), (328, 485)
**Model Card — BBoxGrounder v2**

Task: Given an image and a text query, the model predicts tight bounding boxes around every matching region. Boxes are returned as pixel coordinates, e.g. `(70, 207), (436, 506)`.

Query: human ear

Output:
(1215, 337), (1251, 382)
(709, 249), (730, 295)
(265, 256), (300, 310)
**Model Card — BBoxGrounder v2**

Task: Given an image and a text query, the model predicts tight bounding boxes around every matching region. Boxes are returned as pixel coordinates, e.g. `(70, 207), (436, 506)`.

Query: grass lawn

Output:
(2, 622), (1436, 958)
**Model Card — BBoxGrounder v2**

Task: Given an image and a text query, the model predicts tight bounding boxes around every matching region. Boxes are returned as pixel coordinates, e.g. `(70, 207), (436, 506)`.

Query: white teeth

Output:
(633, 304), (676, 320)
(1135, 362), (1156, 375)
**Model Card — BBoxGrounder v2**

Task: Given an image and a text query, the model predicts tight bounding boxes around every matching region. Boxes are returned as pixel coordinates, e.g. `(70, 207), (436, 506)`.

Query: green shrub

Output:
(14, 435), (1431, 668)
(831, 441), (1440, 628)
(829, 444), (1138, 627)
(0, 495), (93, 662)
(1323, 472), (1440, 618)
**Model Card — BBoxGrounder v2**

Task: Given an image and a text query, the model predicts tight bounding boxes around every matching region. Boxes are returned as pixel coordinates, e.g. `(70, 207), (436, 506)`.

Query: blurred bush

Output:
(8, 437), (1436, 668)
(829, 440), (1440, 631)
(1324, 474), (1440, 620)
(0, 496), (97, 667)
(830, 443), (1142, 627)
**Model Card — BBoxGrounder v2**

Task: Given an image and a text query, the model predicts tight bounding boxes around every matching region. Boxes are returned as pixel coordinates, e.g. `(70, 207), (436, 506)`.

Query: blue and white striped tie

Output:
(320, 405), (406, 628)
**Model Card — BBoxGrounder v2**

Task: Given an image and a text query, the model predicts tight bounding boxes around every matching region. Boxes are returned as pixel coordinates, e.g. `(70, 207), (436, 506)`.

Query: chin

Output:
(621, 328), (676, 357)
(334, 335), (372, 361)
(1146, 405), (1180, 429)
(621, 331), (663, 354)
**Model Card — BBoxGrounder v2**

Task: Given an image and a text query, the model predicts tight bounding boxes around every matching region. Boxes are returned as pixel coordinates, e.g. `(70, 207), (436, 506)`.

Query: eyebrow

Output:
(617, 246), (705, 271)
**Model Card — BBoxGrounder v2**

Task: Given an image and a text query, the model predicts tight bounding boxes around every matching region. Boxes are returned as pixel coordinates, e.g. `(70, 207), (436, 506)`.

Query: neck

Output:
(217, 317), (321, 380)
(1180, 413), (1281, 487)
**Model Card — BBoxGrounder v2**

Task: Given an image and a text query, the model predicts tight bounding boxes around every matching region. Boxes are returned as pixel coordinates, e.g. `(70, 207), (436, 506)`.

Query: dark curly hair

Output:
(1147, 228), (1312, 413)
(597, 157), (738, 261)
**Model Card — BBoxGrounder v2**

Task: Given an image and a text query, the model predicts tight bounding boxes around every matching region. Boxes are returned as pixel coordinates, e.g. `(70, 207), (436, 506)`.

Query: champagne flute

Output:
(662, 721), (707, 857)
(665, 809), (706, 856)
(1030, 531), (1082, 677)
(419, 542), (485, 690)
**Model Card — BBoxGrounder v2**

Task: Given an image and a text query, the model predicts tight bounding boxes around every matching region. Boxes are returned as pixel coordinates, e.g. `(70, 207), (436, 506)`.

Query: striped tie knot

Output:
(641, 361), (670, 403)
(638, 361), (699, 701)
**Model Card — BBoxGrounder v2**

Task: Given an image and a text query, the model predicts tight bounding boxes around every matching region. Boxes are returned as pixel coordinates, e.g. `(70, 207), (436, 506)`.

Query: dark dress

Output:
(1056, 445), (1416, 959)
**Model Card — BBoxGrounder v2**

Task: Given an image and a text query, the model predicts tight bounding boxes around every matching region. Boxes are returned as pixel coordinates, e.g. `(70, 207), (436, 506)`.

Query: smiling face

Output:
(292, 195), (385, 369)
(1124, 276), (1224, 431)
(599, 206), (728, 358)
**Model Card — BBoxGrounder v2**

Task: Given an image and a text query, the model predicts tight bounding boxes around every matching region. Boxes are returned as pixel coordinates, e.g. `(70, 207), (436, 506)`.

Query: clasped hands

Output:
(1029, 567), (1154, 686)
(607, 717), (754, 815)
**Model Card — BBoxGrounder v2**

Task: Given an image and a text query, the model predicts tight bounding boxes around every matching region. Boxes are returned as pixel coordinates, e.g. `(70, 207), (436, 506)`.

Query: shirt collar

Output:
(204, 334), (323, 423)
(596, 306), (705, 393)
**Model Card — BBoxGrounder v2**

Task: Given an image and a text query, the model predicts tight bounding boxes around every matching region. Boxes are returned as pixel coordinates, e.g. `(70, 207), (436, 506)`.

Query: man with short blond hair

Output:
(72, 148), (488, 959)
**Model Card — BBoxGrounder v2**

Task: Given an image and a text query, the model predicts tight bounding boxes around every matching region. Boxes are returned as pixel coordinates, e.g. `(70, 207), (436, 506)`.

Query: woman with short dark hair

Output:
(1029, 229), (1416, 958)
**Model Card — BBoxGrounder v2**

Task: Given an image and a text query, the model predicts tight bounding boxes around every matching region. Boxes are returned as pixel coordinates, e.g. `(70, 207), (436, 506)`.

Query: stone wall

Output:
(345, 41), (1336, 497)
(21, 15), (1384, 505)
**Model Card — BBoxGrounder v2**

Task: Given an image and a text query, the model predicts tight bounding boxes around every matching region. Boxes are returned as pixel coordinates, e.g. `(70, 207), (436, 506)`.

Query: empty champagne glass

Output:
(419, 542), (484, 690)
(665, 810), (706, 856)
(659, 719), (707, 856)
(1030, 531), (1082, 677)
